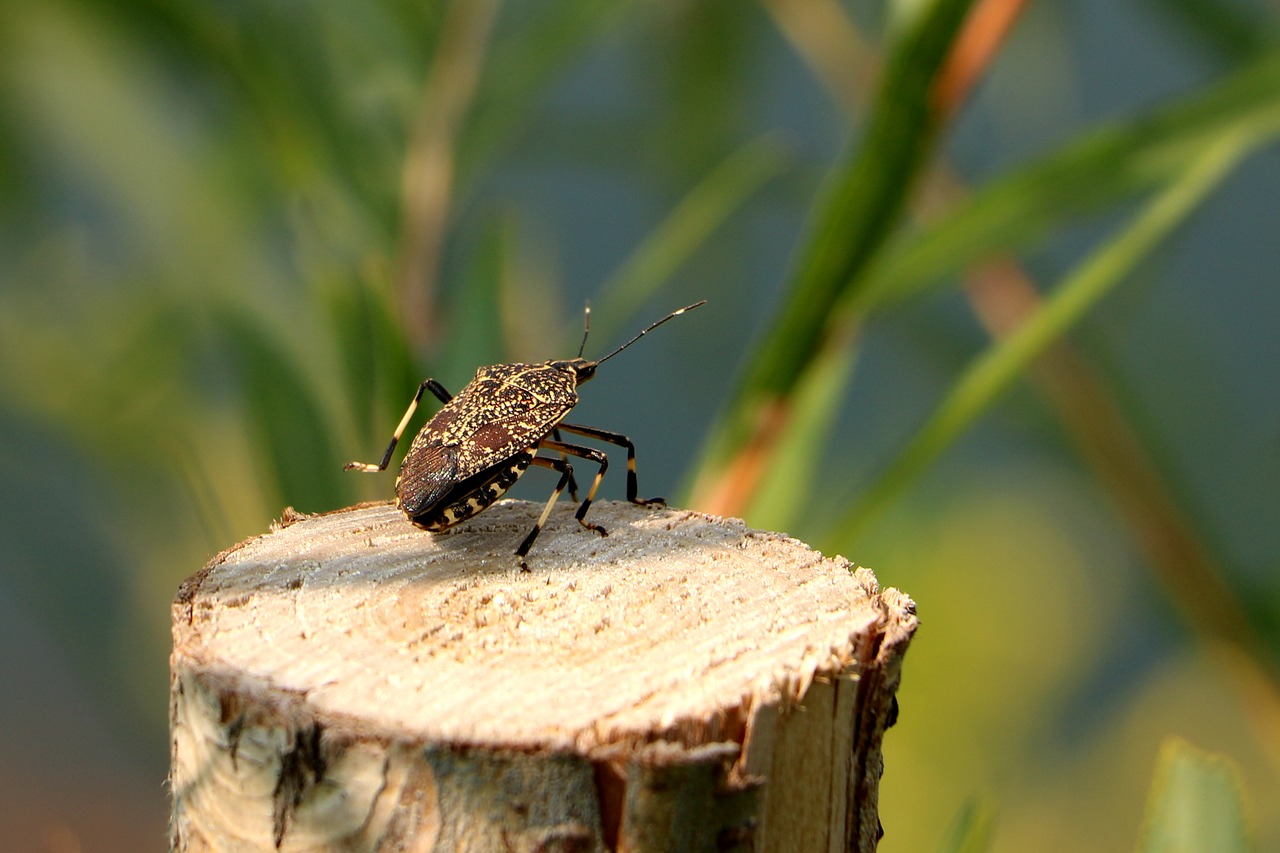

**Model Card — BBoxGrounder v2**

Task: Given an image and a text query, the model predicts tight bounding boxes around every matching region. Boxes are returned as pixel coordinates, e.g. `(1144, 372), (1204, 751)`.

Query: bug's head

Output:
(560, 300), (706, 386)
(550, 357), (598, 385)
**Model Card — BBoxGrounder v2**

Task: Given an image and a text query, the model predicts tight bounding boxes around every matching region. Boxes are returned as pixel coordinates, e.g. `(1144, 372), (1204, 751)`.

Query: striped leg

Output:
(344, 379), (452, 473)
(518, 455), (575, 571)
(516, 440), (609, 571)
(538, 439), (609, 533)
(550, 428), (580, 501)
(555, 422), (663, 506)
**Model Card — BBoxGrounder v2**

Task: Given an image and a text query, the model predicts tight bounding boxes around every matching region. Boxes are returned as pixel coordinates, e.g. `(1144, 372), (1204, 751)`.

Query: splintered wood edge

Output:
(170, 500), (918, 851)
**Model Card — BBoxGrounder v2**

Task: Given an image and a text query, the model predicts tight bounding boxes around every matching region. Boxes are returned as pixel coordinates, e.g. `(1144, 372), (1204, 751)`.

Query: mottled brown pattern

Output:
(395, 363), (578, 524)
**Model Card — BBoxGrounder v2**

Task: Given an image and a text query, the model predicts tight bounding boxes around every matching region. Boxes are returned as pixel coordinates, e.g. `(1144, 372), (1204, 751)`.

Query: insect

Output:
(344, 300), (706, 570)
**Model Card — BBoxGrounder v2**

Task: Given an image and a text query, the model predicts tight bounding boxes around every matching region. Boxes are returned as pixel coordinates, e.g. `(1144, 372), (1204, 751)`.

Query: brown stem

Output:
(396, 0), (500, 352)
(932, 0), (1030, 117)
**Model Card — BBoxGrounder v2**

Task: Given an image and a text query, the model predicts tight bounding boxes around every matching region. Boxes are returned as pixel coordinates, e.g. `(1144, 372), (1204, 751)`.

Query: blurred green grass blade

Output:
(192, 0), (423, 217)
(743, 326), (858, 532)
(936, 798), (996, 853)
(691, 0), (976, 491)
(832, 128), (1259, 544)
(1136, 738), (1250, 853)
(495, 211), (570, 361)
(746, 0), (974, 394)
(590, 135), (790, 345)
(862, 51), (1280, 309)
(224, 310), (351, 514)
(1147, 0), (1274, 60)
(322, 271), (418, 449)
(5, 2), (258, 287)
(650, 0), (754, 186)
(440, 214), (512, 382)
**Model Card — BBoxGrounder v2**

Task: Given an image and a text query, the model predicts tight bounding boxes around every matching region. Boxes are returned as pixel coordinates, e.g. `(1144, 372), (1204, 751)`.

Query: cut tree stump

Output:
(169, 500), (917, 852)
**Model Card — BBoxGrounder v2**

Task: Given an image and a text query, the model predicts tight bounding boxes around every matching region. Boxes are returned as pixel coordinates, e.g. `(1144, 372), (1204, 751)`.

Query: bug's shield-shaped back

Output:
(394, 363), (580, 522)
(397, 442), (459, 517)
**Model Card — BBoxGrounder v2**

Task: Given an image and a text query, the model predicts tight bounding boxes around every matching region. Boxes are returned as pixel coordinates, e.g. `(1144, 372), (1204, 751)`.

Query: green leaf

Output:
(830, 126), (1263, 544)
(689, 0), (977, 498)
(223, 310), (352, 515)
(440, 213), (513, 382)
(1145, 0), (1274, 61)
(747, 0), (976, 395)
(862, 52), (1280, 309)
(321, 268), (419, 451)
(1136, 738), (1251, 853)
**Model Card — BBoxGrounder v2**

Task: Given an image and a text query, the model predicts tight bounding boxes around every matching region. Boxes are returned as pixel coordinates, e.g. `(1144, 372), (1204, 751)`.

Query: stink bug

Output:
(345, 300), (705, 570)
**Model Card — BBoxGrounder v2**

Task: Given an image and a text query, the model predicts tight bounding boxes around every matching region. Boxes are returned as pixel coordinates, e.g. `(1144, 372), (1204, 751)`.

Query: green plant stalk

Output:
(753, 51), (1280, 551)
(1146, 0), (1271, 61)
(859, 51), (1280, 309)
(749, 0), (974, 392)
(397, 0), (501, 351)
(689, 0), (976, 502)
(743, 322), (860, 531)
(831, 128), (1258, 544)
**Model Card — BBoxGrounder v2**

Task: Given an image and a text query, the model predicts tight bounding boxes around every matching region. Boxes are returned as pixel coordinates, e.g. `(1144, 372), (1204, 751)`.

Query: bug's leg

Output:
(423, 380), (453, 404)
(551, 428), (580, 502)
(539, 439), (609, 535)
(344, 379), (452, 472)
(555, 423), (664, 507)
(517, 455), (578, 571)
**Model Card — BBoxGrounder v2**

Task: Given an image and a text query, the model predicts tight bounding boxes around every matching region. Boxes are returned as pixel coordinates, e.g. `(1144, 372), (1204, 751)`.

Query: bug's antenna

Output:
(596, 300), (707, 366)
(577, 302), (591, 358)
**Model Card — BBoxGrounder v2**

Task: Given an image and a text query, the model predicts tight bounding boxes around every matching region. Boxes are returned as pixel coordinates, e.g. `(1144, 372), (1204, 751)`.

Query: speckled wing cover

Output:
(395, 363), (578, 517)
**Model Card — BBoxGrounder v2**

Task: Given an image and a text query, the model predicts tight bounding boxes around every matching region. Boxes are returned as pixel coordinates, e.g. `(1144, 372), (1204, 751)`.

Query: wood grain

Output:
(170, 500), (916, 852)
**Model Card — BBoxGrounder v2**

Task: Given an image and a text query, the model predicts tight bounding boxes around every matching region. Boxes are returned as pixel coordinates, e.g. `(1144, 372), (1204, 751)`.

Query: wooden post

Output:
(169, 500), (916, 852)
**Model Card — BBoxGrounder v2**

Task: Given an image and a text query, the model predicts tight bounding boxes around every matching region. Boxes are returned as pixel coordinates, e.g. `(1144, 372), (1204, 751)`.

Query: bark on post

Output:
(169, 500), (917, 852)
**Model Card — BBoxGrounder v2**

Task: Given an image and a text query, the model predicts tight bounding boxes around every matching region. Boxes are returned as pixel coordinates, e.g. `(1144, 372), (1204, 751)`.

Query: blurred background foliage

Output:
(1, 0), (1278, 849)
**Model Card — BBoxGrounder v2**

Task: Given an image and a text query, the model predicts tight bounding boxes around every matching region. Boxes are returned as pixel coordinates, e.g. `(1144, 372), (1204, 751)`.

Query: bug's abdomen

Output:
(405, 449), (536, 531)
